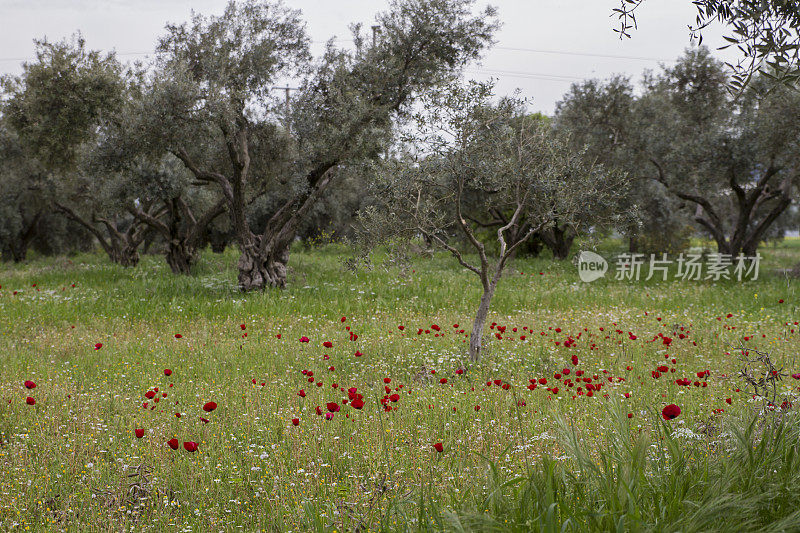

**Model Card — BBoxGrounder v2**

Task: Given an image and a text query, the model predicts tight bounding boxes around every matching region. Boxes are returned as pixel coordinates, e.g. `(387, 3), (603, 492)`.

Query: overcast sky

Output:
(0, 0), (740, 114)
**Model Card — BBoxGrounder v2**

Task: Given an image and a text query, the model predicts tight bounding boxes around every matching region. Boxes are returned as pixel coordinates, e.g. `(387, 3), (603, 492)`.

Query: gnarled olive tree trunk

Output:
(237, 236), (290, 290)
(54, 203), (145, 267)
(174, 136), (339, 290)
(108, 241), (139, 268)
(130, 196), (227, 275)
(165, 241), (199, 275)
(653, 159), (795, 258)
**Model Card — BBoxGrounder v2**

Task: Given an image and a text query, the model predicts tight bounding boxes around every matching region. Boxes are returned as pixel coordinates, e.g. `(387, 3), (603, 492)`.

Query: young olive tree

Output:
(146, 0), (497, 290)
(360, 82), (628, 361)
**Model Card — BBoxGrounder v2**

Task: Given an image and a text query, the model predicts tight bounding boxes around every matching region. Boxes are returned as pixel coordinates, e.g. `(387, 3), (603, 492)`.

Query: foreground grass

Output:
(0, 241), (799, 531)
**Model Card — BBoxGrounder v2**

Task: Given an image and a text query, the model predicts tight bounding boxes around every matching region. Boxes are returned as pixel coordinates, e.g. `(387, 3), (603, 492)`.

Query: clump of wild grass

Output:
(386, 405), (800, 532)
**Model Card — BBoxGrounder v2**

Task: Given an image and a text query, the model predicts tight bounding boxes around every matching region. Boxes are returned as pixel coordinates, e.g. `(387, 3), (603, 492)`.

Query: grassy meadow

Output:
(1, 239), (800, 532)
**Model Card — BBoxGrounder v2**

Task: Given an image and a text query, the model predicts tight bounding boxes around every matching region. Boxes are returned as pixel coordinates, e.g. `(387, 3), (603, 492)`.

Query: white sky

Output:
(0, 0), (740, 114)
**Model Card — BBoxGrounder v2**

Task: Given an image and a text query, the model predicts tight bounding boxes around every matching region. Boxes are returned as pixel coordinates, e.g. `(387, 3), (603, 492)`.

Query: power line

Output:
(493, 46), (674, 63)
(0, 43), (676, 65)
(465, 72), (580, 84)
(468, 67), (587, 81)
(0, 50), (152, 63)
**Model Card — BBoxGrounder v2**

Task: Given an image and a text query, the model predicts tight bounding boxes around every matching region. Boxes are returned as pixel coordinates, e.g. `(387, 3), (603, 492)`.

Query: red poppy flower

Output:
(200, 417), (210, 424)
(183, 441), (198, 452)
(135, 428), (145, 438)
(433, 442), (443, 452)
(167, 438), (179, 450)
(292, 418), (300, 426)
(164, 369), (172, 376)
(240, 323), (246, 330)
(389, 394), (400, 402)
(94, 343), (103, 350)
(662, 404), (681, 420)
(298, 389), (306, 398)
(398, 325), (404, 331)
(145, 390), (156, 399)
(439, 378), (447, 384)
(203, 401), (217, 412)
(384, 378), (391, 384)
(300, 336), (310, 343)
(351, 398), (364, 409)
(326, 402), (340, 413)
(24, 380), (36, 389)
(174, 334), (182, 339)
(26, 397), (35, 405)
(354, 351), (363, 357)
(323, 341), (333, 348)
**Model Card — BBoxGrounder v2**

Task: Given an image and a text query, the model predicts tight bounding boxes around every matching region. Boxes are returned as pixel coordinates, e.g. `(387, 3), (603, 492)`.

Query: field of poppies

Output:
(2, 240), (800, 532)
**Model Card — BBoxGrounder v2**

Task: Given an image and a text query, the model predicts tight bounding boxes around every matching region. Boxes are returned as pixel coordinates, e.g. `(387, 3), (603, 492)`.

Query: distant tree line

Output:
(1, 0), (798, 286)
(0, 0), (498, 288)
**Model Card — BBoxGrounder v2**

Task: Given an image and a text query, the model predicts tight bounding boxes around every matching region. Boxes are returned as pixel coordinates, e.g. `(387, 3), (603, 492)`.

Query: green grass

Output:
(0, 240), (799, 531)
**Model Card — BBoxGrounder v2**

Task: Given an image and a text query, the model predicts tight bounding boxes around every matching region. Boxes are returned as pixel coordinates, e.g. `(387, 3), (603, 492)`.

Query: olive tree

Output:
(555, 76), (694, 254)
(637, 48), (800, 257)
(0, 129), (93, 261)
(145, 0), (497, 290)
(360, 82), (628, 361)
(0, 122), (49, 262)
(0, 35), (144, 264)
(89, 65), (235, 274)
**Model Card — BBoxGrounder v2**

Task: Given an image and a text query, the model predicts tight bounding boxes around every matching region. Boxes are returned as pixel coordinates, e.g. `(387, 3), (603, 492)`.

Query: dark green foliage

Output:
(556, 48), (800, 257)
(1, 34), (124, 172)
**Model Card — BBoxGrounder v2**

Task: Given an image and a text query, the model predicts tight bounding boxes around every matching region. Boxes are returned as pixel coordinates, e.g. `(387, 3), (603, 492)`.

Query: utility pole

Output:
(371, 25), (380, 46)
(271, 86), (299, 130)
